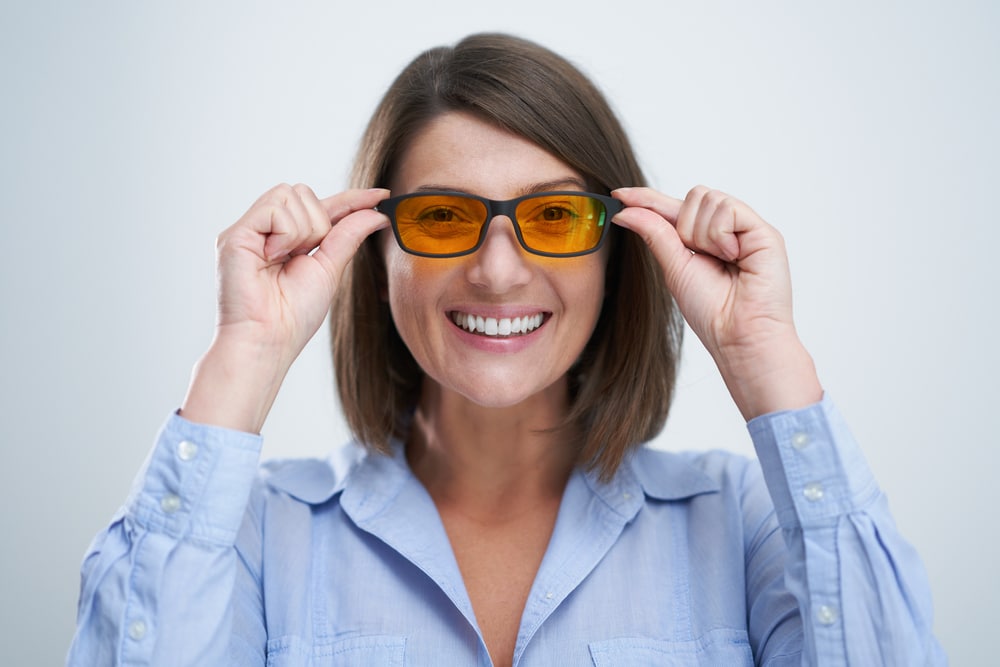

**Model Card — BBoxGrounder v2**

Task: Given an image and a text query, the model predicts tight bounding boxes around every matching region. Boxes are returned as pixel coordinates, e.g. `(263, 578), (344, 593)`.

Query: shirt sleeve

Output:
(66, 413), (264, 667)
(746, 395), (947, 666)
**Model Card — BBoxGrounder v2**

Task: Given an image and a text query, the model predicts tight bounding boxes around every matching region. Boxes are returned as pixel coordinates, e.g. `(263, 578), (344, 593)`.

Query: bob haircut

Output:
(332, 33), (683, 480)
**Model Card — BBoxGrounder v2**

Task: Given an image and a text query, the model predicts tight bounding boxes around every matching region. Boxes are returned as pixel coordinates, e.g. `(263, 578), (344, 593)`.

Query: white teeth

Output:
(452, 311), (545, 336)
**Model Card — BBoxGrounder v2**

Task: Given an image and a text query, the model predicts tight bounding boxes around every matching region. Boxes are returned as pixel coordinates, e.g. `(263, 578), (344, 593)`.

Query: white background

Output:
(1, 1), (996, 664)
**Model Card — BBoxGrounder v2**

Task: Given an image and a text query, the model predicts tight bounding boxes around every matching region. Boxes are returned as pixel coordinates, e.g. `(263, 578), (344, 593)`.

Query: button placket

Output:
(816, 604), (839, 626)
(177, 439), (199, 461)
(802, 482), (825, 502)
(160, 493), (181, 514)
(128, 619), (147, 640)
(791, 431), (810, 450)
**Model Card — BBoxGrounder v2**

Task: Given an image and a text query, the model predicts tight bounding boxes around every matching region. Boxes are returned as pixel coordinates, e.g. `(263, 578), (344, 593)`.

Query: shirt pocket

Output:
(266, 634), (406, 667)
(589, 630), (753, 667)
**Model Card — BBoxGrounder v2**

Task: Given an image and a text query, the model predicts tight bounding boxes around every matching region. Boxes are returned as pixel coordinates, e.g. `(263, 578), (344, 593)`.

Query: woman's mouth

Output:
(449, 311), (547, 337)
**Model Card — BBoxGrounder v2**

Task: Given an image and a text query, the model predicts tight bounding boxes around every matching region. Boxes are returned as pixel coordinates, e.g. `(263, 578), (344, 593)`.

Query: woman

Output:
(68, 34), (944, 665)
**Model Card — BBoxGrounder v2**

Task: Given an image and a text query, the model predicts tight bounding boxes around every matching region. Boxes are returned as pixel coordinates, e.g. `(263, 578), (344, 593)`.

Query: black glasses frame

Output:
(376, 190), (622, 258)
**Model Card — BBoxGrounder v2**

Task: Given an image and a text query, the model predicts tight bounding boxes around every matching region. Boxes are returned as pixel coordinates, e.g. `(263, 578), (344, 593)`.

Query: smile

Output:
(450, 311), (546, 337)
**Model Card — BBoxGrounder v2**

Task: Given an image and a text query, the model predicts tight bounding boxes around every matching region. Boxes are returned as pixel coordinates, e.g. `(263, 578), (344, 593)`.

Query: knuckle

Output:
(687, 185), (710, 201)
(269, 182), (295, 202)
(715, 197), (737, 220)
(292, 182), (315, 199)
(703, 189), (726, 208)
(215, 228), (241, 255)
(263, 204), (294, 233)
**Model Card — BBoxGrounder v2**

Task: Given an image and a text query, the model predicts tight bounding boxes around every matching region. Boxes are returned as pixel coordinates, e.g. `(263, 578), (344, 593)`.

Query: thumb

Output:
(310, 208), (389, 289)
(612, 205), (696, 294)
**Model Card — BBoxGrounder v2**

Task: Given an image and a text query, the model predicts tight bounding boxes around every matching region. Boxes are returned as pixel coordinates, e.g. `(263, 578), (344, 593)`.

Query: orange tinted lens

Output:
(514, 195), (606, 254)
(393, 195), (488, 255)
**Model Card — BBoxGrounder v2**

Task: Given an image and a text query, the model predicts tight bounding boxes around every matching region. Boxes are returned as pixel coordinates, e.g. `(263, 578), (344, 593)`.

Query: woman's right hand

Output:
(180, 185), (389, 433)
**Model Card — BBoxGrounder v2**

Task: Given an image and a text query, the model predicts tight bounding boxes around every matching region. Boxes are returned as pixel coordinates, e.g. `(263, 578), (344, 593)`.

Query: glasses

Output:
(376, 191), (622, 258)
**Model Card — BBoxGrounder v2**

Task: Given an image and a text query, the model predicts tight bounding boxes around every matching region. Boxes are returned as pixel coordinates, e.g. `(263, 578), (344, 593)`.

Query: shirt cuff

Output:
(123, 412), (264, 546)
(747, 395), (880, 529)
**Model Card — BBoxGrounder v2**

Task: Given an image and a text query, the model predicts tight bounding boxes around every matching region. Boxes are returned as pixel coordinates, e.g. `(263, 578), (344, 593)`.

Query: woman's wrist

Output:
(179, 335), (293, 434)
(714, 335), (823, 421)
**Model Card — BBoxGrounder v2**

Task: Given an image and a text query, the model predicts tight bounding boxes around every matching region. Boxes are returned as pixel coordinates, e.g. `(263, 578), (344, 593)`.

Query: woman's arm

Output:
(612, 185), (820, 420)
(613, 187), (945, 664)
(67, 416), (263, 665)
(181, 185), (390, 433)
(67, 186), (389, 666)
(745, 396), (945, 664)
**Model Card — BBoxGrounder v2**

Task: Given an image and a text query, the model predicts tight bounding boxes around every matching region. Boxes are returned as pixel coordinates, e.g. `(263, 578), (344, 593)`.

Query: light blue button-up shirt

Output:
(68, 397), (945, 665)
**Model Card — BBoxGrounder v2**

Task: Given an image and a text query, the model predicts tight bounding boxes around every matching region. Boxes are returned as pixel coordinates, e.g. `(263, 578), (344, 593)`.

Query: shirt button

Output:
(545, 592), (554, 600)
(177, 440), (198, 461)
(791, 432), (810, 449)
(816, 604), (839, 625)
(160, 494), (181, 514)
(128, 619), (147, 640)
(803, 483), (825, 502)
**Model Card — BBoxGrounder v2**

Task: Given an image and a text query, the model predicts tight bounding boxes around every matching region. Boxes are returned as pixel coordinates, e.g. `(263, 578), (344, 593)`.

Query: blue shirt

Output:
(68, 397), (945, 665)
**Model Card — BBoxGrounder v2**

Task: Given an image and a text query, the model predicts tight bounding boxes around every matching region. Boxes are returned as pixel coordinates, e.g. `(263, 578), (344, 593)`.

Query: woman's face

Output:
(382, 111), (608, 410)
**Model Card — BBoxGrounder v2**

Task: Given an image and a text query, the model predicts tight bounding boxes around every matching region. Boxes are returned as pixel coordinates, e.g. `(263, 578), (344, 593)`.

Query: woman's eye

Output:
(531, 206), (578, 226)
(421, 207), (458, 222)
(541, 206), (569, 221)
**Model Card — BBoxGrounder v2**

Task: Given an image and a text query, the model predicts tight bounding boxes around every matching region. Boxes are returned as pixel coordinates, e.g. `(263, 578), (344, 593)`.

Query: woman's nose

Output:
(464, 216), (533, 293)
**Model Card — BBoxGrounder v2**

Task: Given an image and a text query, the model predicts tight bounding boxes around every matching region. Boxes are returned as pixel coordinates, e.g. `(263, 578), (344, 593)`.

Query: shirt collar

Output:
(265, 441), (720, 507)
(263, 439), (374, 505)
(627, 446), (721, 500)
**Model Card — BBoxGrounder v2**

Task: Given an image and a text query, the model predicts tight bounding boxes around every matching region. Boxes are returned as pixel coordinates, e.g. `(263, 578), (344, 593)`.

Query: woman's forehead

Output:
(391, 111), (585, 199)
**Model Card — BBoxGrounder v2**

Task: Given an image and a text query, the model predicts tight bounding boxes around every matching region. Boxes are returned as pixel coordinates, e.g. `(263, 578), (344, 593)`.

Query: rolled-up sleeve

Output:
(67, 413), (262, 666)
(748, 396), (946, 665)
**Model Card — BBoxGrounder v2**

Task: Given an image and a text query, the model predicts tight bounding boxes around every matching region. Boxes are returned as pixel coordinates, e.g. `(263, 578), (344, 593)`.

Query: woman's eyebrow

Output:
(519, 177), (589, 195)
(413, 184), (468, 193)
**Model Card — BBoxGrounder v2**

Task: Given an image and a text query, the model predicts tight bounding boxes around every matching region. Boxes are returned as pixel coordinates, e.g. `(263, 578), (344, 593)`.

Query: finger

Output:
(674, 185), (710, 248)
(321, 188), (391, 223)
(288, 183), (333, 256)
(690, 189), (740, 262)
(261, 203), (306, 262)
(310, 208), (389, 289)
(274, 184), (319, 256)
(263, 187), (388, 262)
(234, 184), (315, 262)
(612, 187), (683, 223)
(612, 205), (695, 292)
(703, 196), (742, 262)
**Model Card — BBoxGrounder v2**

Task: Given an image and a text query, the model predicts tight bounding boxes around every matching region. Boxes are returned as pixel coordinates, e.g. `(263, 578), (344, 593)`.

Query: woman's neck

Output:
(405, 378), (578, 522)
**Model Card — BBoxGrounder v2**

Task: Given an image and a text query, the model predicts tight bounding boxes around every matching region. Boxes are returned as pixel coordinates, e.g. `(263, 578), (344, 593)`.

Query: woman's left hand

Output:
(612, 186), (823, 420)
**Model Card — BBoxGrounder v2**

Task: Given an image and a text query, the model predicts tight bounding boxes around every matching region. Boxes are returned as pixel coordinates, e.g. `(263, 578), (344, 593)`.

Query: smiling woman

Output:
(66, 33), (945, 666)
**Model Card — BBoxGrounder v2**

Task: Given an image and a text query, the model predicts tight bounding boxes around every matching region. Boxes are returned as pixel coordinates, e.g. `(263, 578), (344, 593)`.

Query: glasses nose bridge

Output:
(480, 197), (524, 243)
(485, 197), (522, 225)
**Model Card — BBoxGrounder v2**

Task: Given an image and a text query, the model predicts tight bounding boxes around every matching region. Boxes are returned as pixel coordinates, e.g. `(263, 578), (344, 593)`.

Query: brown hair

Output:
(332, 33), (683, 480)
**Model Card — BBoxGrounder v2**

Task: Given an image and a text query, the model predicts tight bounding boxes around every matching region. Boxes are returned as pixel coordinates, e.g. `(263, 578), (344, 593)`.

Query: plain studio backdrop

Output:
(1, 1), (996, 664)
